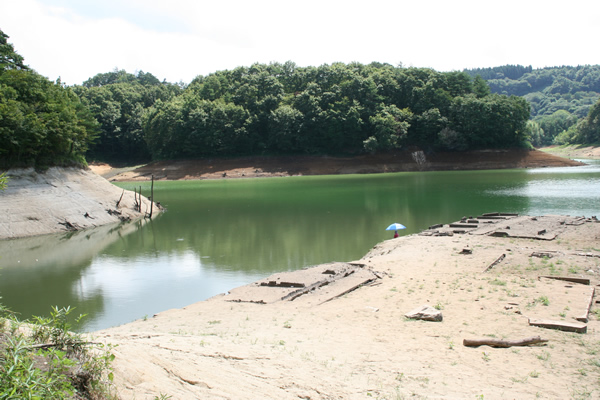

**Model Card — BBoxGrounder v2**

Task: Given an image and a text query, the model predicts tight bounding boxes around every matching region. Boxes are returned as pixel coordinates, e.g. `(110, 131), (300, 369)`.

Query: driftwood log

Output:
(463, 336), (548, 348)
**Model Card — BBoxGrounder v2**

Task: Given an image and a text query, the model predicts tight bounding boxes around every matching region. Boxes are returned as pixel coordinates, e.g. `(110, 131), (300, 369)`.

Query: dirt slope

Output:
(0, 167), (157, 240)
(91, 149), (584, 181)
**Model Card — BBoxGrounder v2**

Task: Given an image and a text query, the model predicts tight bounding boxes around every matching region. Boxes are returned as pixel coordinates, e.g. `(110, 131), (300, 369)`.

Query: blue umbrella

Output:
(386, 223), (406, 231)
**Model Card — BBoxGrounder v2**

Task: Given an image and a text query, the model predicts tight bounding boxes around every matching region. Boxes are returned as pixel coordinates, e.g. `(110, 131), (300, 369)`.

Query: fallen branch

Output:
(463, 336), (548, 348)
(483, 254), (506, 272)
(58, 219), (80, 231)
(27, 341), (99, 350)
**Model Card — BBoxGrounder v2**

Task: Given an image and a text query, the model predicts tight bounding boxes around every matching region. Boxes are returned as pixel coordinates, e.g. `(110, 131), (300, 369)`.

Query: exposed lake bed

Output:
(2, 148), (600, 398)
(95, 213), (600, 399)
(90, 148), (584, 182)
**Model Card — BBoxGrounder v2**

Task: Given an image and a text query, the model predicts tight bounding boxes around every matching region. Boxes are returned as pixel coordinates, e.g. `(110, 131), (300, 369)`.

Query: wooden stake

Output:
(133, 188), (139, 212)
(116, 189), (124, 208)
(149, 174), (154, 218)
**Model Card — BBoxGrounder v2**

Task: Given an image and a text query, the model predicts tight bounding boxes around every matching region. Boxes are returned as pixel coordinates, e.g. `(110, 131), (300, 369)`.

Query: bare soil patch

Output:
(90, 149), (584, 182)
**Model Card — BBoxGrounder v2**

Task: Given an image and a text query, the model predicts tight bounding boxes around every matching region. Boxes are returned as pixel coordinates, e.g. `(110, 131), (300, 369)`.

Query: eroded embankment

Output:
(0, 167), (158, 240)
(93, 149), (585, 181)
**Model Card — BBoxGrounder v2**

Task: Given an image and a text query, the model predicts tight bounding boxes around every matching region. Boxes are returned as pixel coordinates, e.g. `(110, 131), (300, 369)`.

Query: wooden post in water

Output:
(133, 187), (140, 213)
(149, 175), (154, 218)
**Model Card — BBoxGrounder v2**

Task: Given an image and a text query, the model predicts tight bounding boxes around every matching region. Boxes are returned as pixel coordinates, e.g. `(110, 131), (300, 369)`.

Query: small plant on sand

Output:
(529, 370), (540, 378)
(571, 387), (593, 400)
(510, 375), (528, 383)
(503, 288), (520, 298)
(536, 296), (550, 306)
(569, 265), (580, 274)
(548, 262), (562, 275)
(536, 350), (551, 361)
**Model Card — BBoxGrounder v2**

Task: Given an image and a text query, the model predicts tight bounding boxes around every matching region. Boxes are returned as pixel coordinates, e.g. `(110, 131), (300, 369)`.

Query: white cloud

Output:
(1, 0), (598, 85)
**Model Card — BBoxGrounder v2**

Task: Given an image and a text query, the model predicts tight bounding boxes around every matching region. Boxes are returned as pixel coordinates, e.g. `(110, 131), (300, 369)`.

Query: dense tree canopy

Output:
(464, 65), (600, 119)
(143, 62), (530, 159)
(0, 29), (97, 168)
(73, 70), (182, 162)
(465, 65), (600, 146)
(552, 98), (600, 145)
(0, 30), (27, 72)
(9, 26), (585, 168)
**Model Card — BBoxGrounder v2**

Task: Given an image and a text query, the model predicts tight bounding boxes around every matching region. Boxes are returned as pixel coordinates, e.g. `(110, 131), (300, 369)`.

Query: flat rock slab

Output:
(528, 318), (587, 333)
(223, 262), (378, 304)
(482, 215), (586, 240)
(424, 214), (593, 241)
(423, 213), (520, 236)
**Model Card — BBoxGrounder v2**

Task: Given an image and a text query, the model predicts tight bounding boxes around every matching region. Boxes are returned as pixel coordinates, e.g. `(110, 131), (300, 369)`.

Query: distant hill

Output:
(463, 65), (600, 119)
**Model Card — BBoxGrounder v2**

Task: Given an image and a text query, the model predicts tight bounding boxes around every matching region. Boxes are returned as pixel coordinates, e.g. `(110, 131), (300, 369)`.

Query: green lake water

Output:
(1, 161), (599, 331)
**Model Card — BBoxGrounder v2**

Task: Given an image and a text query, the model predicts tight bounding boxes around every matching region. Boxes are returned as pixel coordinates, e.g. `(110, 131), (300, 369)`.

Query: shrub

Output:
(0, 302), (116, 399)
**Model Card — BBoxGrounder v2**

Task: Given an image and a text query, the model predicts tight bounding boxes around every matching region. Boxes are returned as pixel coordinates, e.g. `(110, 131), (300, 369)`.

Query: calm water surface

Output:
(1, 161), (599, 331)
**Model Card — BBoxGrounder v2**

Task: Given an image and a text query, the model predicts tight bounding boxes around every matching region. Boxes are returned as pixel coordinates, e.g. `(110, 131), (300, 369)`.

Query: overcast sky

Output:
(1, 0), (599, 86)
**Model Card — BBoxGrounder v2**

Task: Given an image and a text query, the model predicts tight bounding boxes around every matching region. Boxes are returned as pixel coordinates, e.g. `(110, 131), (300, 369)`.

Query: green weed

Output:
(0, 303), (116, 399)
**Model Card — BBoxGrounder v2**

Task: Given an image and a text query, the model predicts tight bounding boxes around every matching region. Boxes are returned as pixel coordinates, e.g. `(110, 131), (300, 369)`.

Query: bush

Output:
(0, 302), (116, 399)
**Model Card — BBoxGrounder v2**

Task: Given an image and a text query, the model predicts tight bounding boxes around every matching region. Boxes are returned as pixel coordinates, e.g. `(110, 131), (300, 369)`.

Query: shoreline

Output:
(1, 147), (590, 241)
(94, 213), (600, 399)
(89, 148), (586, 182)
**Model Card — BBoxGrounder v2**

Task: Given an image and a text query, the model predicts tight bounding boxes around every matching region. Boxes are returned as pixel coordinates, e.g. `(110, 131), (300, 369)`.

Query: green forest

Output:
(1, 28), (599, 169)
(464, 65), (600, 146)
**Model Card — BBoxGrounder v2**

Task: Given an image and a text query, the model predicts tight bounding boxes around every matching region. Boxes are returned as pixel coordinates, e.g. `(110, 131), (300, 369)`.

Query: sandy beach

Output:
(93, 214), (600, 400)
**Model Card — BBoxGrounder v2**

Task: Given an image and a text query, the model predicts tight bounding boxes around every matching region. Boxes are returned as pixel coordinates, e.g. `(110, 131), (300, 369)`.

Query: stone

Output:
(405, 305), (443, 322)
